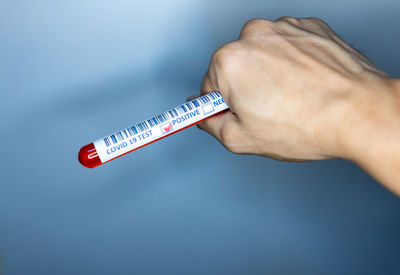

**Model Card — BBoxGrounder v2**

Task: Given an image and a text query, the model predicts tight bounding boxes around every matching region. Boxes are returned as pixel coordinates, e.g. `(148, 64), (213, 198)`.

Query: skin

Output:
(196, 17), (400, 195)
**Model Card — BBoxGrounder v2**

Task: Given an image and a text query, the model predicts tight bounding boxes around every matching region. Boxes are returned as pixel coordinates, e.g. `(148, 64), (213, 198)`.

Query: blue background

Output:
(1, 0), (400, 274)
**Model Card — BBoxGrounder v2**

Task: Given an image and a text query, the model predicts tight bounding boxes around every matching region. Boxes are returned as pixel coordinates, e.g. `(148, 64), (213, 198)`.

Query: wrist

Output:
(338, 76), (399, 158)
(337, 76), (400, 186)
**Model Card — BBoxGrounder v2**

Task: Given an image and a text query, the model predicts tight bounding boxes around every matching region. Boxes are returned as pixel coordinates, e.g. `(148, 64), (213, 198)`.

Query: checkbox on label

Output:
(160, 122), (173, 134)
(202, 103), (215, 115)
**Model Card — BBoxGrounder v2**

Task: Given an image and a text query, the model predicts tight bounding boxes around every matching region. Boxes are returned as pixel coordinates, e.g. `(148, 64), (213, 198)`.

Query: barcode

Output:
(103, 91), (222, 147)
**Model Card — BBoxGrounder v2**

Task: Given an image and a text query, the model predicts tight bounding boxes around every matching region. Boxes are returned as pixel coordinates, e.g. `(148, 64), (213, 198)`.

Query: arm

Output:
(197, 17), (400, 195)
(341, 78), (400, 194)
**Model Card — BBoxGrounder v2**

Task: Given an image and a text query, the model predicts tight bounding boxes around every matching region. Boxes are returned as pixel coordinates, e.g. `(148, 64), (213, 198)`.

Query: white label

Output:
(93, 91), (229, 163)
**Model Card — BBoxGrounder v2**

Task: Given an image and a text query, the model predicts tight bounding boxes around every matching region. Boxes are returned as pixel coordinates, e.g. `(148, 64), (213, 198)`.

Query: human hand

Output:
(198, 17), (394, 163)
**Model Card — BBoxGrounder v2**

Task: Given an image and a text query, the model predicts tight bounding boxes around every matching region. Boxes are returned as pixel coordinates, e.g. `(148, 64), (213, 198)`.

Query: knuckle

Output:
(298, 17), (333, 36)
(274, 16), (301, 32)
(211, 42), (246, 72)
(242, 18), (269, 31)
(301, 17), (328, 27)
(275, 16), (299, 24)
(241, 18), (273, 37)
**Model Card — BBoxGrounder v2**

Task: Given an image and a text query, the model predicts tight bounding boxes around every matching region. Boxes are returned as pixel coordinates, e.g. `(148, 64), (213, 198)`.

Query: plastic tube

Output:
(78, 91), (229, 168)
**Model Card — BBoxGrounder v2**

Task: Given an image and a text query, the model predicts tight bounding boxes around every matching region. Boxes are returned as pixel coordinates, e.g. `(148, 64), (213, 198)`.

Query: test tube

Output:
(78, 91), (229, 168)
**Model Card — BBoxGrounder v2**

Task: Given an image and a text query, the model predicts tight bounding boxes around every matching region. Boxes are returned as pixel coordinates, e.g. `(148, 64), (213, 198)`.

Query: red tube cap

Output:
(78, 143), (102, 168)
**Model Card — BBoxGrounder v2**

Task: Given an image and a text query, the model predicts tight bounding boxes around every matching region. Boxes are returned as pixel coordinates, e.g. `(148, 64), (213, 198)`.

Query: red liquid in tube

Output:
(78, 143), (102, 168)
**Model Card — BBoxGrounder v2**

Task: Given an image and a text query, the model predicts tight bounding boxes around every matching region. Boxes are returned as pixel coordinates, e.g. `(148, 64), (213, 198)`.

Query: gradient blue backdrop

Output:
(1, 0), (400, 274)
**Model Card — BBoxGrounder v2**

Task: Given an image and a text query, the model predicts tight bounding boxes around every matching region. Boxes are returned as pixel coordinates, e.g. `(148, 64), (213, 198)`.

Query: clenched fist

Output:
(196, 17), (400, 194)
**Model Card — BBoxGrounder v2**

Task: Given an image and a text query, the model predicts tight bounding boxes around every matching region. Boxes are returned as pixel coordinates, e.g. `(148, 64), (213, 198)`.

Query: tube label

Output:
(93, 91), (229, 163)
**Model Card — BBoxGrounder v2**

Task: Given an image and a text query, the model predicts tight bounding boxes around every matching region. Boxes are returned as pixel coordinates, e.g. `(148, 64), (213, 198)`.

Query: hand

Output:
(197, 17), (400, 193)
(198, 17), (395, 163)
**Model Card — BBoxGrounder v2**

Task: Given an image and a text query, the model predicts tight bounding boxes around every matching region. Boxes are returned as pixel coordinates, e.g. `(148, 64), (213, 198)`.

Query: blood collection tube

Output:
(78, 91), (229, 168)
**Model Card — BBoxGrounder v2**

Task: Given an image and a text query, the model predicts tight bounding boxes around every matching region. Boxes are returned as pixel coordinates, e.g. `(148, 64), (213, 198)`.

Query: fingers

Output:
(197, 111), (227, 137)
(199, 64), (241, 151)
(200, 70), (215, 95)
(196, 33), (251, 153)
(197, 110), (244, 153)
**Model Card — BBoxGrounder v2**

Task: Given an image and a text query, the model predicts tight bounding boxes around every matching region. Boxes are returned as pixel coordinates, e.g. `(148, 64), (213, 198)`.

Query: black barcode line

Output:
(103, 91), (223, 147)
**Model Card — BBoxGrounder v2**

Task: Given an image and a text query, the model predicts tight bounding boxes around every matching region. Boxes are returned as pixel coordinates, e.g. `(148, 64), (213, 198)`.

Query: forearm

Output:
(339, 77), (400, 194)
